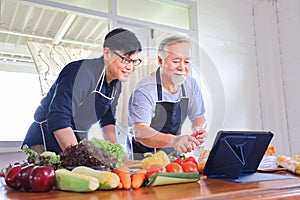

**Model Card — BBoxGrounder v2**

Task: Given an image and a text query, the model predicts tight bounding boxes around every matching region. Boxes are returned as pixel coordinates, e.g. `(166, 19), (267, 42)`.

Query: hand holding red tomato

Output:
(170, 135), (200, 153)
(191, 127), (207, 145)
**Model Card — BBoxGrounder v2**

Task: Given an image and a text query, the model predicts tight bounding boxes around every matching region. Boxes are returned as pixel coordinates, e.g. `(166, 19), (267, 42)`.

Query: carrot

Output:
(118, 171), (131, 189)
(116, 181), (123, 189)
(131, 170), (146, 189)
(115, 165), (131, 190)
(117, 165), (130, 173)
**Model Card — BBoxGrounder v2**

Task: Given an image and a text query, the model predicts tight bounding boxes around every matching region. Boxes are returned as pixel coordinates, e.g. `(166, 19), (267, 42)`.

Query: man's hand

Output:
(192, 128), (207, 145)
(170, 135), (200, 154)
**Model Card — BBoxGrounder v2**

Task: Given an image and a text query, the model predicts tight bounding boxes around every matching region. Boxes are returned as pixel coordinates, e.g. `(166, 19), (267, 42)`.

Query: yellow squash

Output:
(142, 151), (170, 169)
(72, 166), (120, 190)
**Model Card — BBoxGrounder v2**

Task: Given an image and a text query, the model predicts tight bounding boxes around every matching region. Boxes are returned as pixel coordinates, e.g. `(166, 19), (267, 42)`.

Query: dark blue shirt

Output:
(23, 57), (121, 153)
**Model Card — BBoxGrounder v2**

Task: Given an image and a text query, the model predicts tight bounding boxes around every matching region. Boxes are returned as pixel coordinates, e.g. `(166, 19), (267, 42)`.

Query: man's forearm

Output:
(102, 124), (117, 144)
(135, 133), (175, 148)
(133, 122), (175, 148)
(192, 117), (207, 129)
(53, 127), (78, 151)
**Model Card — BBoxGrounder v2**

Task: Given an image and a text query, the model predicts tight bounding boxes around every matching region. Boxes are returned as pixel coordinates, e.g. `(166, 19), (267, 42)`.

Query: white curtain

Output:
(27, 41), (157, 128)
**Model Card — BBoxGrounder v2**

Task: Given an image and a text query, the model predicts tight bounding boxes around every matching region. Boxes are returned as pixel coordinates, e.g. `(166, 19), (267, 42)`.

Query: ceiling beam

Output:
(0, 43), (31, 55)
(0, 43), (33, 63)
(0, 29), (98, 48)
(52, 13), (76, 45)
(0, 54), (33, 63)
(0, 29), (53, 41)
(21, 5), (34, 30)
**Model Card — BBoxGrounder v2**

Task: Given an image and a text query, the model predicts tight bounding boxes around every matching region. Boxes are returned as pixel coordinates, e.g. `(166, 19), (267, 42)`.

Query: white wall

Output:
(197, 0), (300, 155)
(197, 0), (261, 149)
(276, 0), (300, 155)
(253, 0), (289, 155)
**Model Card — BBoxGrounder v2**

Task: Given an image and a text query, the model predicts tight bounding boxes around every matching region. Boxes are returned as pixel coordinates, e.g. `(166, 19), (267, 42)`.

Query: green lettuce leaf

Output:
(91, 137), (126, 166)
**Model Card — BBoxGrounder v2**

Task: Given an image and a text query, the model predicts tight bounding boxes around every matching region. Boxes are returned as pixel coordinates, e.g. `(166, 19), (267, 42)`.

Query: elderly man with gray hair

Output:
(127, 35), (207, 160)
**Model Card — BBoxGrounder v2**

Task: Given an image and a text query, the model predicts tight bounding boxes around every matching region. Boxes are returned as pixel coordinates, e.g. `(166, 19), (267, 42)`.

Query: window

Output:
(117, 0), (190, 29)
(0, 71), (41, 141)
(48, 0), (110, 13)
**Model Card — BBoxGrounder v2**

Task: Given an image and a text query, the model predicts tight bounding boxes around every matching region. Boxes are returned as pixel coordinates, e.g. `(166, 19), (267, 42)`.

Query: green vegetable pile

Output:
(60, 140), (118, 169)
(22, 145), (62, 170)
(20, 138), (126, 170)
(91, 137), (126, 167)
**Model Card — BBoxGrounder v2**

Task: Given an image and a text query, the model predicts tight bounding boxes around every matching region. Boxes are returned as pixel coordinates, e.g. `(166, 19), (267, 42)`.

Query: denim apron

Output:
(131, 68), (189, 159)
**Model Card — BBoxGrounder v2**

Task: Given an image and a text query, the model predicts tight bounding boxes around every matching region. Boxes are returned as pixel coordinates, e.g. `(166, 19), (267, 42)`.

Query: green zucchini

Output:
(55, 169), (99, 192)
(72, 166), (120, 190)
(146, 172), (200, 187)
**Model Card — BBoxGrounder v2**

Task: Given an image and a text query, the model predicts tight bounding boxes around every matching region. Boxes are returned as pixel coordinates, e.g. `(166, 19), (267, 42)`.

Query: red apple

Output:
(5, 164), (23, 189)
(29, 166), (55, 192)
(19, 164), (35, 191)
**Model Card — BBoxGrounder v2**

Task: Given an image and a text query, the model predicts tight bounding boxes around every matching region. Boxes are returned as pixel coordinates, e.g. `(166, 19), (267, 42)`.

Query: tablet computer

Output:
(203, 130), (274, 179)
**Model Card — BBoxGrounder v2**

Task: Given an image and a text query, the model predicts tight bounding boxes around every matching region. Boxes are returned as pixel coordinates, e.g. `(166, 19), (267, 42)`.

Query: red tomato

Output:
(192, 130), (200, 137)
(145, 164), (165, 179)
(181, 161), (198, 172)
(165, 162), (183, 173)
(173, 157), (184, 165)
(185, 156), (198, 166)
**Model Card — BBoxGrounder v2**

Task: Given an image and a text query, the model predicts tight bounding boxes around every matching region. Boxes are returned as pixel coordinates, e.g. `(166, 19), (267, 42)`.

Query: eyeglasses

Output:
(112, 50), (142, 66)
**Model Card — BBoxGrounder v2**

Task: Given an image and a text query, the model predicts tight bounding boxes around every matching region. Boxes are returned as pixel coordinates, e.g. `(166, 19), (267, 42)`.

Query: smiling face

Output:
(159, 42), (191, 86)
(103, 48), (141, 83)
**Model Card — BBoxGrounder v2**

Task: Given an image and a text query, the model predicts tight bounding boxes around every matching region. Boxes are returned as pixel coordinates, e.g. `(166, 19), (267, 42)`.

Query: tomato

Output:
(181, 161), (198, 172)
(185, 156), (198, 166)
(145, 164), (165, 179)
(165, 162), (183, 173)
(192, 130), (200, 137)
(173, 157), (184, 165)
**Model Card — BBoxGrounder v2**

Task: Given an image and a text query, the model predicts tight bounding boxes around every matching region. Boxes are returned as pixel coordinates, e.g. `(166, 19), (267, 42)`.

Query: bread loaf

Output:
(124, 160), (142, 169)
(291, 155), (300, 162)
(265, 146), (276, 156)
(277, 155), (300, 175)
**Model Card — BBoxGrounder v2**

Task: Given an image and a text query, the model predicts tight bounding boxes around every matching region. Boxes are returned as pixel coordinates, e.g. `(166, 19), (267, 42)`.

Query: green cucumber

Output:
(146, 172), (200, 187)
(55, 169), (99, 192)
(72, 166), (120, 190)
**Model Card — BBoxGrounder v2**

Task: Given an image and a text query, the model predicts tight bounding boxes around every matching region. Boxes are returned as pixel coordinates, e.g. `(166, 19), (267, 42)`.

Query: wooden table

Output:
(1, 172), (300, 200)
